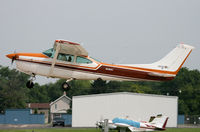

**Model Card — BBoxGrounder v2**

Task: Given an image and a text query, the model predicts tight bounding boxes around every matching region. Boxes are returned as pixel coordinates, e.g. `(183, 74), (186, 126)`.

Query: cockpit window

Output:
(42, 48), (55, 58)
(76, 56), (92, 64)
(57, 53), (74, 62)
(90, 57), (101, 62)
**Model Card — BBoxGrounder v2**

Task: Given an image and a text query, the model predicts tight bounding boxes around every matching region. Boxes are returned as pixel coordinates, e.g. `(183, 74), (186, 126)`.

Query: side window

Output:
(57, 53), (74, 62)
(76, 56), (92, 64)
(55, 104), (57, 110)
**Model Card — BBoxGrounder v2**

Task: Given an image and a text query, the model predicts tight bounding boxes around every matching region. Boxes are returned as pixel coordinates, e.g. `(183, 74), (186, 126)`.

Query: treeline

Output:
(0, 65), (200, 115)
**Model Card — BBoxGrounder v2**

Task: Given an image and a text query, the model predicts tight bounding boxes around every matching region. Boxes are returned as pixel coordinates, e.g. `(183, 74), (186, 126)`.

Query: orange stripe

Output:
(174, 49), (193, 74)
(100, 63), (176, 75)
(100, 49), (193, 75)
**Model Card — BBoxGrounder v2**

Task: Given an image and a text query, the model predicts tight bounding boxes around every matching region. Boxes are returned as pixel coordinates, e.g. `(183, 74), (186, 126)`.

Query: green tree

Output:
(0, 66), (30, 111)
(91, 78), (108, 94)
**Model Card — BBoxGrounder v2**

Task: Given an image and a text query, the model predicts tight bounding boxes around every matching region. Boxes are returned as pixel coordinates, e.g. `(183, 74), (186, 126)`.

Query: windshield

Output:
(90, 57), (101, 62)
(42, 48), (55, 58)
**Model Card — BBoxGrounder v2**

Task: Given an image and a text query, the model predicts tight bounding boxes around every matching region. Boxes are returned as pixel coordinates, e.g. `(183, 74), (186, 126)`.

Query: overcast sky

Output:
(0, 0), (199, 84)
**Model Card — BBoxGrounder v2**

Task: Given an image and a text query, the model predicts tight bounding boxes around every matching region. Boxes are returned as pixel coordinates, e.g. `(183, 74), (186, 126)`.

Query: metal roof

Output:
(27, 103), (50, 109)
(73, 92), (178, 99)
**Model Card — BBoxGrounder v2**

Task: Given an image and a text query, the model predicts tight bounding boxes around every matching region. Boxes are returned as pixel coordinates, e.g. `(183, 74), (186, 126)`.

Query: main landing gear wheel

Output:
(26, 80), (34, 88)
(61, 78), (73, 92)
(62, 82), (70, 92)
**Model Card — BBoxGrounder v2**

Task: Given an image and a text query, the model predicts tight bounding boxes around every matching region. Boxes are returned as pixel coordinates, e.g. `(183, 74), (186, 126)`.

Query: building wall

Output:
(0, 115), (5, 124)
(62, 114), (72, 126)
(37, 109), (49, 123)
(0, 109), (44, 124)
(72, 92), (178, 127)
(51, 97), (70, 113)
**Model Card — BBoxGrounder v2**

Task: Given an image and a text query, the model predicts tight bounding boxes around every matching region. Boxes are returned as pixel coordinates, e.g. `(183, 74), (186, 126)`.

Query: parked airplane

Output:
(96, 114), (169, 132)
(6, 40), (194, 90)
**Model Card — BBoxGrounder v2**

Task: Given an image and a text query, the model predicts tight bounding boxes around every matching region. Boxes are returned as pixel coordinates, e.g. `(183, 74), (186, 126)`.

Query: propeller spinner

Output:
(6, 53), (18, 64)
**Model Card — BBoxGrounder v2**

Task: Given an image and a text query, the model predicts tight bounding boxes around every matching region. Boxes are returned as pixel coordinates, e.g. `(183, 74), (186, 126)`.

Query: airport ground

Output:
(0, 128), (200, 132)
(0, 125), (200, 132)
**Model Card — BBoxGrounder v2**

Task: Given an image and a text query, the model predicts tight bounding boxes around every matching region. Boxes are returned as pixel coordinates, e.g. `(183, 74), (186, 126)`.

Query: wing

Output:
(54, 40), (88, 56)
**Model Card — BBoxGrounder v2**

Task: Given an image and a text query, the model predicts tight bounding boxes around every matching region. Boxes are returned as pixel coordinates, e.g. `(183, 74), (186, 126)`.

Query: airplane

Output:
(6, 40), (194, 90)
(96, 114), (169, 132)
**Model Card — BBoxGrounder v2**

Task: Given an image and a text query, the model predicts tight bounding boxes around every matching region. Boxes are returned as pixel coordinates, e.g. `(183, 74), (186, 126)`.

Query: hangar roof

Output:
(73, 92), (178, 99)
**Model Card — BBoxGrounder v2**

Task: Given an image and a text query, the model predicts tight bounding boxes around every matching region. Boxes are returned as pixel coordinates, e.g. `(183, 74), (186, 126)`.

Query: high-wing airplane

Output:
(96, 114), (169, 132)
(6, 40), (194, 90)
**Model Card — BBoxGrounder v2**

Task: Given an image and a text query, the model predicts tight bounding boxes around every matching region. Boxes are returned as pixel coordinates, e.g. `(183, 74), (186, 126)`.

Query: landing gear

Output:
(26, 73), (36, 88)
(62, 82), (70, 91)
(26, 80), (34, 88)
(62, 78), (73, 91)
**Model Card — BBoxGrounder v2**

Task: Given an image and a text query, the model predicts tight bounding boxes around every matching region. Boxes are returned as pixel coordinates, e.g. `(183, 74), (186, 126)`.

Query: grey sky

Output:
(0, 0), (199, 84)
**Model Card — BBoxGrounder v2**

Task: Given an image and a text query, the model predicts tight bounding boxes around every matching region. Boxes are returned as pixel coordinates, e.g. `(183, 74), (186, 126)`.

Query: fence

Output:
(0, 109), (44, 124)
(185, 115), (200, 125)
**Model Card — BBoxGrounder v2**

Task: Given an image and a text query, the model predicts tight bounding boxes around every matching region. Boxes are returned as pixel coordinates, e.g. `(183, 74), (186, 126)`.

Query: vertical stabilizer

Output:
(152, 44), (194, 73)
(150, 115), (169, 130)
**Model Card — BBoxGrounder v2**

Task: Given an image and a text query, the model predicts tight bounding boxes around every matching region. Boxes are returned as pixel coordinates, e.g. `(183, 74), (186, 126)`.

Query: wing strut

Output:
(48, 43), (61, 77)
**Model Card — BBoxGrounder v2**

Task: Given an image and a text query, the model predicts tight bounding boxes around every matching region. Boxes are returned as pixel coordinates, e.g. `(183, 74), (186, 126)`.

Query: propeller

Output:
(6, 50), (18, 65)
(95, 121), (103, 129)
(11, 54), (17, 64)
(96, 116), (104, 129)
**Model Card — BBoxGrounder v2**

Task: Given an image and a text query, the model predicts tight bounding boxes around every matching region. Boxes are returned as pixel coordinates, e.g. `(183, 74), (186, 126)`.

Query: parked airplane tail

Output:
(150, 115), (169, 130)
(152, 44), (194, 73)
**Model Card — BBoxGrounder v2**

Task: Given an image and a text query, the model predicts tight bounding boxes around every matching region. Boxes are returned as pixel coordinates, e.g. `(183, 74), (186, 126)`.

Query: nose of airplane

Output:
(6, 53), (16, 59)
(6, 53), (19, 64)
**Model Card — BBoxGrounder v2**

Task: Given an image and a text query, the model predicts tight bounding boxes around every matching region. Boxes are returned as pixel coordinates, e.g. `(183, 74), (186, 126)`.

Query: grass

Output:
(165, 128), (200, 132)
(0, 128), (200, 132)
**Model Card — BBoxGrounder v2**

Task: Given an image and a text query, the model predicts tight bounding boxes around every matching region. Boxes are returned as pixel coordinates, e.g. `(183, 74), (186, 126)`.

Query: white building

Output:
(72, 92), (178, 127)
(50, 92), (71, 120)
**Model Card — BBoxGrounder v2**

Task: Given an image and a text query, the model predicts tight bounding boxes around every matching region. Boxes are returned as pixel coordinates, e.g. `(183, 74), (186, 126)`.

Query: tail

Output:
(152, 44), (194, 73)
(150, 115), (169, 130)
(125, 43), (194, 77)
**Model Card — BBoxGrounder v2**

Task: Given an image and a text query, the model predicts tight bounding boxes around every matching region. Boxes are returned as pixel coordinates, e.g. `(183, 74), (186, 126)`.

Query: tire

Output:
(26, 81), (34, 88)
(61, 82), (70, 91)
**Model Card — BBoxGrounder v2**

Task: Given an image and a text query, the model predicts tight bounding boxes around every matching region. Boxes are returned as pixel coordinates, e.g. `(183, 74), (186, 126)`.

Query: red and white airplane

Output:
(6, 40), (194, 90)
(96, 114), (169, 132)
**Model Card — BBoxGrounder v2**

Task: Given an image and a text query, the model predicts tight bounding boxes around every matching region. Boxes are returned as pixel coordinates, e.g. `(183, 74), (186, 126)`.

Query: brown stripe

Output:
(17, 59), (174, 81)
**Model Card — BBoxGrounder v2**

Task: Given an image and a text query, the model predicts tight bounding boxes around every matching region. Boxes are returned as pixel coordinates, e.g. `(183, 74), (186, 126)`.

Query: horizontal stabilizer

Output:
(148, 72), (176, 77)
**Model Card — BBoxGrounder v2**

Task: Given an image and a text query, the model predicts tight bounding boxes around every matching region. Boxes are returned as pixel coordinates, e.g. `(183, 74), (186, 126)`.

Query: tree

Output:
(0, 66), (30, 111)
(91, 78), (108, 94)
(1, 65), (200, 115)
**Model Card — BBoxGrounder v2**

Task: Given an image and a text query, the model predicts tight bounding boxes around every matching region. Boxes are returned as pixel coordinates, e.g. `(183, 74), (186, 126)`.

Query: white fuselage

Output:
(15, 55), (130, 81)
